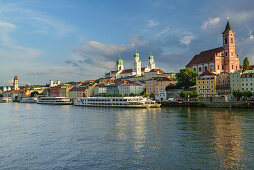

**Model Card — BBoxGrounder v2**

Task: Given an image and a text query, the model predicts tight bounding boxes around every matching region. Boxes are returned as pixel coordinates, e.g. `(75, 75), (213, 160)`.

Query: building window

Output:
(207, 86), (209, 89)
(232, 65), (234, 69)
(222, 65), (224, 70)
(211, 85), (213, 88)
(206, 81), (209, 84)
(218, 65), (219, 70)
(225, 52), (228, 56)
(236, 66), (238, 70)
(194, 68), (196, 71)
(231, 38), (233, 43)
(225, 38), (228, 44)
(205, 66), (208, 71)
(199, 67), (202, 72)
(211, 81), (213, 83)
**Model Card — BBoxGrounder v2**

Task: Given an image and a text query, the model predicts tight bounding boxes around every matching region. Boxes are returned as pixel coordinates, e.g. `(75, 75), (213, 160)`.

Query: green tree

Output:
(176, 68), (198, 89)
(232, 90), (243, 101)
(149, 93), (155, 99)
(118, 93), (122, 97)
(180, 90), (185, 99)
(31, 91), (39, 97)
(130, 93), (135, 97)
(143, 92), (148, 97)
(192, 91), (198, 98)
(0, 94), (3, 97)
(102, 93), (107, 97)
(124, 93), (128, 97)
(242, 90), (252, 101)
(243, 57), (250, 70)
(137, 93), (141, 96)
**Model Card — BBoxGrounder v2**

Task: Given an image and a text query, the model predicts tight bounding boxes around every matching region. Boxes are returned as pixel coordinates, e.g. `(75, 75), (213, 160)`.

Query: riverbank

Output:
(161, 101), (254, 109)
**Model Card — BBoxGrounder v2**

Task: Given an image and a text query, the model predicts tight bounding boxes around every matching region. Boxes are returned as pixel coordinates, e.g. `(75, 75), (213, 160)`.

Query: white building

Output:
(119, 82), (144, 96)
(105, 50), (161, 79)
(50, 80), (61, 87)
(230, 70), (254, 92)
(94, 84), (107, 96)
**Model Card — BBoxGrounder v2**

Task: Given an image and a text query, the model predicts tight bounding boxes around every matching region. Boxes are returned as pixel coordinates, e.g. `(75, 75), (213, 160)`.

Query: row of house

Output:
(196, 69), (254, 100)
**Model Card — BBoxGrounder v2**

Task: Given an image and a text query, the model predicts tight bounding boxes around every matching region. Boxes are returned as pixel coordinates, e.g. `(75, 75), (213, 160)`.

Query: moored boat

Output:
(20, 97), (38, 103)
(74, 97), (160, 108)
(37, 97), (72, 105)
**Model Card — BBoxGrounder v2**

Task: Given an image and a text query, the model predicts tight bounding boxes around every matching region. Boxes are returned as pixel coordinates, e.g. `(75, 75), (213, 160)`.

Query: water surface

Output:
(0, 103), (253, 169)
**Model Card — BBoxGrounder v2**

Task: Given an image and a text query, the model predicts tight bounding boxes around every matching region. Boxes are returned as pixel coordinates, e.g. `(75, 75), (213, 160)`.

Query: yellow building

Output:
(196, 70), (217, 97)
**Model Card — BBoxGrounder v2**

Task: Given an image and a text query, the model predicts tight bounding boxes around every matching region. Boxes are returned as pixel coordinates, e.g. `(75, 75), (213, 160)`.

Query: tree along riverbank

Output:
(161, 101), (254, 109)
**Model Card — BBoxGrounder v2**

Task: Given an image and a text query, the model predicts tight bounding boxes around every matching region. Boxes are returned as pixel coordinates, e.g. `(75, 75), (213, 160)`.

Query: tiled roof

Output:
(70, 87), (88, 92)
(150, 68), (165, 74)
(151, 77), (175, 81)
(96, 84), (106, 88)
(120, 69), (133, 74)
(199, 70), (217, 76)
(121, 82), (142, 86)
(186, 47), (224, 67)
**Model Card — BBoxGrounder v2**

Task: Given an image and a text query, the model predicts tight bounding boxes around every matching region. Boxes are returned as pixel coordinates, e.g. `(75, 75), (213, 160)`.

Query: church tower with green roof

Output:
(145, 54), (156, 71)
(133, 50), (141, 76)
(116, 56), (124, 71)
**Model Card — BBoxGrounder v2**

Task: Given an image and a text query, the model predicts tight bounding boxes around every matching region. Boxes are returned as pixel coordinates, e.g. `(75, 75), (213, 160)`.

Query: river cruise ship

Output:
(74, 97), (161, 108)
(37, 97), (72, 105)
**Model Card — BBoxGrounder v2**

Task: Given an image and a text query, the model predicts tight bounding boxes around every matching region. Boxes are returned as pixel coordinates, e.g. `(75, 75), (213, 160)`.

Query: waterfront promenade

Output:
(162, 101), (254, 109)
(0, 103), (253, 169)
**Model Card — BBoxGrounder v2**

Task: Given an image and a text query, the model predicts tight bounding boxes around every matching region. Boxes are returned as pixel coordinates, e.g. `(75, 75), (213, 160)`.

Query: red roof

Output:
(96, 84), (106, 88)
(199, 70), (217, 76)
(14, 75), (18, 80)
(120, 69), (133, 74)
(150, 68), (165, 74)
(151, 77), (175, 81)
(70, 87), (88, 92)
(186, 47), (224, 67)
(121, 82), (142, 86)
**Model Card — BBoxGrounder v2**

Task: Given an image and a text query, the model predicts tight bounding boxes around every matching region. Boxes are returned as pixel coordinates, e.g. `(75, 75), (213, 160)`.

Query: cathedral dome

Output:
(134, 50), (139, 58)
(116, 58), (123, 65)
(149, 54), (154, 59)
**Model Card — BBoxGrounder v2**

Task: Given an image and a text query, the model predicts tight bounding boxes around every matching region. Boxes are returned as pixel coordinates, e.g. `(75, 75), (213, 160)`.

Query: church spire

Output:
(224, 16), (232, 32)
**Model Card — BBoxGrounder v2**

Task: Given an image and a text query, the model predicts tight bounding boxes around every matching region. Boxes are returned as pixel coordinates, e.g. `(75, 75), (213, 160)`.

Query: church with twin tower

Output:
(106, 50), (156, 78)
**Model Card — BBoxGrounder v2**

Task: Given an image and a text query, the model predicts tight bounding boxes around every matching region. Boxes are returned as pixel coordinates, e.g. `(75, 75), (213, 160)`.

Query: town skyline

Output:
(0, 0), (254, 85)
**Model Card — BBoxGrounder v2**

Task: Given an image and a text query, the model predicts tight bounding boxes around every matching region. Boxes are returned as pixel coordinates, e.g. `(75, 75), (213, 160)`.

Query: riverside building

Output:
(230, 70), (254, 93)
(196, 70), (217, 98)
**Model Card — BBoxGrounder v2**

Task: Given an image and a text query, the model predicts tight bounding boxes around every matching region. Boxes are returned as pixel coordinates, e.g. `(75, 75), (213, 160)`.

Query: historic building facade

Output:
(186, 17), (240, 75)
(105, 50), (159, 79)
(13, 75), (19, 90)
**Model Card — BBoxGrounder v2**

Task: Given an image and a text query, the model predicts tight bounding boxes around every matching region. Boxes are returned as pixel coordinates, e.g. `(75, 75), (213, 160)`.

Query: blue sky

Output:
(0, 0), (254, 85)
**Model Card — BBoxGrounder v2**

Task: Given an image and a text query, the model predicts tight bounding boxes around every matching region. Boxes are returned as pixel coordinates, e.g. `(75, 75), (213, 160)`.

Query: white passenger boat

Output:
(74, 97), (161, 108)
(37, 97), (72, 105)
(20, 97), (38, 103)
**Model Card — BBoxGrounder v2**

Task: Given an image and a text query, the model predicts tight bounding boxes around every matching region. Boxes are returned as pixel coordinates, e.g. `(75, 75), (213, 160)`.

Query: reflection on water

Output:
(0, 104), (253, 169)
(212, 110), (252, 169)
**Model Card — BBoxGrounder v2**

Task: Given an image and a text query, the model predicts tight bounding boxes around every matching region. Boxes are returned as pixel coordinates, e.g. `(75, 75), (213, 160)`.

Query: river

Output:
(0, 103), (253, 169)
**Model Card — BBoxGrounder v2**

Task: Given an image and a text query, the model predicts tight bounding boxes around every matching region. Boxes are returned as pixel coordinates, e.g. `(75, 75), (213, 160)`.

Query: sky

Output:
(0, 0), (254, 85)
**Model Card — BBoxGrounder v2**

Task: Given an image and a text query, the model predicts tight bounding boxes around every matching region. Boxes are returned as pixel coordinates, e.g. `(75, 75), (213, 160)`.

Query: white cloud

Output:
(180, 35), (196, 45)
(0, 21), (16, 29)
(155, 28), (170, 38)
(147, 20), (159, 27)
(201, 17), (220, 30)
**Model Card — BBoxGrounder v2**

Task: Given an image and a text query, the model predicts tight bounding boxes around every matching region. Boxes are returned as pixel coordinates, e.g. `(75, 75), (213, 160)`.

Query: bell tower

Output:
(13, 75), (19, 90)
(222, 17), (239, 73)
